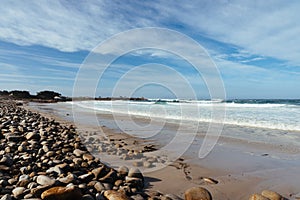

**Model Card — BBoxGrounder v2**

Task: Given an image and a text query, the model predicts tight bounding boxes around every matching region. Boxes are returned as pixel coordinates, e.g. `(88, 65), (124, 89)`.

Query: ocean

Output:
(66, 99), (300, 148)
(69, 99), (300, 131)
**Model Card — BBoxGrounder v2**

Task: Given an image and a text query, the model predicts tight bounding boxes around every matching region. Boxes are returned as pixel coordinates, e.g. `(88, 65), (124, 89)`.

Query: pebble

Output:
(0, 155), (13, 166)
(0, 194), (12, 200)
(73, 149), (86, 157)
(118, 166), (129, 177)
(249, 194), (270, 200)
(82, 153), (94, 161)
(36, 175), (56, 186)
(12, 187), (26, 198)
(133, 161), (143, 167)
(91, 166), (106, 179)
(94, 182), (105, 192)
(81, 194), (95, 200)
(104, 190), (131, 200)
(41, 186), (82, 200)
(99, 170), (117, 184)
(25, 131), (40, 140)
(261, 190), (283, 200)
(143, 161), (152, 168)
(184, 187), (212, 200)
(128, 168), (143, 180)
(58, 174), (75, 184)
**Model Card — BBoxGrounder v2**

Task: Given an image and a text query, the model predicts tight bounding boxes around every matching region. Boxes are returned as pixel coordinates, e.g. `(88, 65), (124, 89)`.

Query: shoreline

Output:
(25, 101), (300, 199)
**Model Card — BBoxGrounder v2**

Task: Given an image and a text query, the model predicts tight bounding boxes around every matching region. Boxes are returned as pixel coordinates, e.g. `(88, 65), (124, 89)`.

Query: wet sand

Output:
(27, 102), (300, 200)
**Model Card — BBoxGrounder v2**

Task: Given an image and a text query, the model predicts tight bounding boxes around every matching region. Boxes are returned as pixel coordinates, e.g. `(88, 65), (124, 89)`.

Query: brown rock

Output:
(91, 166), (107, 179)
(99, 169), (117, 184)
(82, 153), (94, 161)
(184, 187), (212, 200)
(41, 186), (82, 200)
(261, 190), (283, 200)
(249, 194), (270, 200)
(103, 190), (131, 200)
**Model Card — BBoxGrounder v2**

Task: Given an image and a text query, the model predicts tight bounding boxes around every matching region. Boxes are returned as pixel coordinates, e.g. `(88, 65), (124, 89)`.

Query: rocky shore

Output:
(0, 100), (290, 200)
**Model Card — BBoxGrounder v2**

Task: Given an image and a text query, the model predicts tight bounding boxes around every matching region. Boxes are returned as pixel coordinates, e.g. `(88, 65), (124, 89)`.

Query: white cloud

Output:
(1, 0), (300, 67)
(157, 1), (300, 65)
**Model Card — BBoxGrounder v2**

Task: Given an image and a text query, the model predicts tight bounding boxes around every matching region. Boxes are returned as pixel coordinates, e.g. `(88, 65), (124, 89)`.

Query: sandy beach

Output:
(23, 101), (300, 200)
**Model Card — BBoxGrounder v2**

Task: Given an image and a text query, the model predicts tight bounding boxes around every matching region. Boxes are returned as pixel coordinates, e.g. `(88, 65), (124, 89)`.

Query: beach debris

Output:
(261, 153), (269, 156)
(200, 177), (219, 185)
(184, 187), (212, 200)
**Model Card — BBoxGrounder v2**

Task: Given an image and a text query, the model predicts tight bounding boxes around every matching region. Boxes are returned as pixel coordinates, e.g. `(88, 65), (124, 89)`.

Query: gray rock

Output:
(19, 174), (29, 182)
(36, 175), (55, 186)
(128, 168), (143, 180)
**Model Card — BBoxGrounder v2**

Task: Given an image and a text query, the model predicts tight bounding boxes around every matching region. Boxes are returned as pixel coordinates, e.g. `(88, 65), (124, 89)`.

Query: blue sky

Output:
(1, 0), (300, 99)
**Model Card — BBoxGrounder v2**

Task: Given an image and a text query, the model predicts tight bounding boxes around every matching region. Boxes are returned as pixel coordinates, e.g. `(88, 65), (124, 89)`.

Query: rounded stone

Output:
(104, 190), (131, 200)
(12, 187), (26, 198)
(128, 168), (143, 180)
(36, 175), (56, 186)
(0, 194), (12, 200)
(41, 186), (82, 200)
(261, 190), (282, 200)
(94, 182), (105, 192)
(73, 149), (86, 157)
(184, 187), (212, 200)
(249, 194), (270, 200)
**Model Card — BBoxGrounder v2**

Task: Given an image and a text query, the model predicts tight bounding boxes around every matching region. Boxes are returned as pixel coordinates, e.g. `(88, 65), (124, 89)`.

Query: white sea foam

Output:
(69, 100), (300, 131)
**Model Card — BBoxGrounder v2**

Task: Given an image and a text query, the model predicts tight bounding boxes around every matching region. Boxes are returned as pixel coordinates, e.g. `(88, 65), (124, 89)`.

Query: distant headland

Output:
(0, 90), (148, 102)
